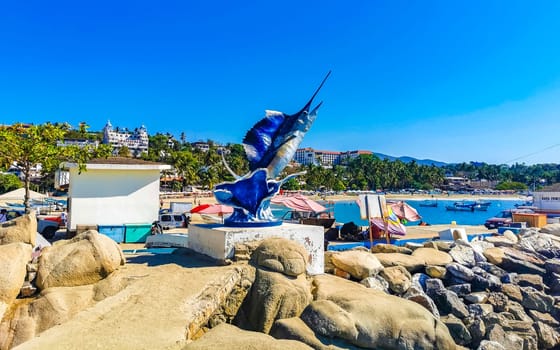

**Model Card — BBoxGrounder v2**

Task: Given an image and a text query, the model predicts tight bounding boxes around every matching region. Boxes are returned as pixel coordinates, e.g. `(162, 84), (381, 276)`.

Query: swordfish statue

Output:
(214, 72), (330, 227)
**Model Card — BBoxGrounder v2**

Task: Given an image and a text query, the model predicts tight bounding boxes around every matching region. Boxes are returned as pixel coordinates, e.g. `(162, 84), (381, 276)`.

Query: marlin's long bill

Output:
(291, 71), (331, 118)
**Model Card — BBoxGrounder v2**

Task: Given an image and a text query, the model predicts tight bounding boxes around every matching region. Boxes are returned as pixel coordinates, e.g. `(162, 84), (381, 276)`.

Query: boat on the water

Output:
(419, 201), (438, 207)
(446, 201), (476, 212)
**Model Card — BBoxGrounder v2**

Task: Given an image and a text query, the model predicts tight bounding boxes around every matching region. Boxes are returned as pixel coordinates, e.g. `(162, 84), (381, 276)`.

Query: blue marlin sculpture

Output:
(214, 72), (330, 227)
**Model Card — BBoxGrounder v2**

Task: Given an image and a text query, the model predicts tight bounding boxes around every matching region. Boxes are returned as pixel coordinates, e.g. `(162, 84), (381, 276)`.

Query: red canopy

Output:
(190, 204), (233, 216)
(271, 194), (327, 213)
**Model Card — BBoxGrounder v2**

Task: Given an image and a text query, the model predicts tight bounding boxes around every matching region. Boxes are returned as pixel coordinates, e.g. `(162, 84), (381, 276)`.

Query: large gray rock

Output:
(360, 275), (389, 293)
(441, 314), (472, 346)
(446, 263), (475, 281)
(476, 261), (508, 279)
(35, 230), (125, 290)
(500, 256), (546, 276)
(0, 212), (37, 247)
(544, 258), (560, 274)
(242, 268), (312, 334)
(330, 250), (384, 280)
(540, 224), (560, 237)
(449, 244), (476, 267)
(0, 242), (32, 320)
(403, 285), (440, 318)
(308, 274), (456, 349)
(464, 317), (486, 347)
(251, 237), (308, 277)
(184, 323), (313, 350)
(521, 286), (555, 313)
(428, 287), (469, 319)
(477, 340), (506, 350)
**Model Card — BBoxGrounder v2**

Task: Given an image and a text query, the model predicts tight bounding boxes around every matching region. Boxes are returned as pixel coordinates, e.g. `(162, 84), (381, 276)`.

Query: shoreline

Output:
(161, 193), (530, 207)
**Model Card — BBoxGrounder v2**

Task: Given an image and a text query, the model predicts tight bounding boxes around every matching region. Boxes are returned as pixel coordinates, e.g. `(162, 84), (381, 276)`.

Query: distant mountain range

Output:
(373, 153), (447, 167)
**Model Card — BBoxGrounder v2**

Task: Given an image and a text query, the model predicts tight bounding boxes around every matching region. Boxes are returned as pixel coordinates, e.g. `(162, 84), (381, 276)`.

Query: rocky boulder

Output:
(374, 253), (425, 273)
(241, 268), (312, 334)
(0, 212), (37, 247)
(183, 323), (313, 350)
(540, 223), (560, 237)
(380, 265), (412, 294)
(330, 249), (384, 280)
(270, 317), (334, 350)
(35, 230), (125, 290)
(310, 274), (456, 349)
(449, 243), (476, 267)
(371, 244), (412, 254)
(250, 237), (308, 277)
(411, 247), (453, 266)
(0, 242), (32, 320)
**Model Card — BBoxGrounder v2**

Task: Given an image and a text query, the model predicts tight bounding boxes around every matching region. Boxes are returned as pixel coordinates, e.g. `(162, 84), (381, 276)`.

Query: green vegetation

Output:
(0, 173), (22, 193)
(0, 123), (112, 211)
(495, 181), (528, 191)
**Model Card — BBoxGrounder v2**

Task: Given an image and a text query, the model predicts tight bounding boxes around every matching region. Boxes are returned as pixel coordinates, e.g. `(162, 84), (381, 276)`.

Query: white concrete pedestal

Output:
(188, 223), (324, 275)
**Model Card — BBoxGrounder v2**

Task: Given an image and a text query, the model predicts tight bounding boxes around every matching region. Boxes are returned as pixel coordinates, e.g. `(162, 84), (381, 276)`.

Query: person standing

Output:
(0, 209), (8, 223)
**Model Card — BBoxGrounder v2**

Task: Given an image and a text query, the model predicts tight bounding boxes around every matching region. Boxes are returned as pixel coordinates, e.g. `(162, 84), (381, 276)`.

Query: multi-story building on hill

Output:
(294, 148), (372, 166)
(102, 121), (149, 157)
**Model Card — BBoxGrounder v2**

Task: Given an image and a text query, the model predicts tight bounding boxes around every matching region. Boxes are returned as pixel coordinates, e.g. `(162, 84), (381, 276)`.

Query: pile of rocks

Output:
(190, 237), (456, 350)
(324, 227), (560, 349)
(0, 213), (125, 349)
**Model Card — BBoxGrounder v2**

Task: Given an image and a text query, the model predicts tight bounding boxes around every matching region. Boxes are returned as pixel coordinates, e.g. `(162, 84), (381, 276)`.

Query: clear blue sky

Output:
(2, 1), (560, 165)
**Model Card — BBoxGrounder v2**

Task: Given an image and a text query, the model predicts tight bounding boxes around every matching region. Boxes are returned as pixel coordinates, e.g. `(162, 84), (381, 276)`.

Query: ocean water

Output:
(272, 199), (524, 226)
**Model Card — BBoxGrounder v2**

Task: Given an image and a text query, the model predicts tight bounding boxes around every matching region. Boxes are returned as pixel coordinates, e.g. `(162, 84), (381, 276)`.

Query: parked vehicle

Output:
(281, 210), (335, 229)
(484, 209), (533, 229)
(158, 212), (190, 230)
(1, 208), (61, 239)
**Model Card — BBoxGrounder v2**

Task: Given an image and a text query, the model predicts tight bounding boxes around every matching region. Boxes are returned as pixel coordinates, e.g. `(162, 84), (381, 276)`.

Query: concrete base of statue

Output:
(188, 223), (324, 275)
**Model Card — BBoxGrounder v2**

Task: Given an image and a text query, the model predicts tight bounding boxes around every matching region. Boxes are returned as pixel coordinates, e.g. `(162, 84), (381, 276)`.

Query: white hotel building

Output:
(294, 148), (372, 166)
(102, 121), (149, 157)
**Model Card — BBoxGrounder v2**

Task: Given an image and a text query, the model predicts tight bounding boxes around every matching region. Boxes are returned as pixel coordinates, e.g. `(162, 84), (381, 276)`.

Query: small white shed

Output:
(64, 158), (171, 231)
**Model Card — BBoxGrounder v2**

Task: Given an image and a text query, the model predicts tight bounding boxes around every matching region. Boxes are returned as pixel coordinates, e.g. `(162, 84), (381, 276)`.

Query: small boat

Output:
(473, 204), (488, 211)
(446, 201), (475, 212)
(419, 201), (438, 207)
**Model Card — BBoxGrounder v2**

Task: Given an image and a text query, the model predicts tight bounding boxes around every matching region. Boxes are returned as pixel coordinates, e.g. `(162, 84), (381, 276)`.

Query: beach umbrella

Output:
(387, 201), (421, 222)
(270, 194), (327, 213)
(190, 204), (233, 215)
(190, 204), (234, 224)
(370, 217), (407, 237)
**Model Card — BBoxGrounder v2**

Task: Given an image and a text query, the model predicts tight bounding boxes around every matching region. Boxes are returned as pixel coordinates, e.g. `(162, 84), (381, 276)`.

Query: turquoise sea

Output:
(273, 199), (525, 226)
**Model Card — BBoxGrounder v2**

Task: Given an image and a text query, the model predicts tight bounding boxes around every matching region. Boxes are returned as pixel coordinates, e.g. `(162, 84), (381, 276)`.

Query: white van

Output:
(158, 213), (189, 230)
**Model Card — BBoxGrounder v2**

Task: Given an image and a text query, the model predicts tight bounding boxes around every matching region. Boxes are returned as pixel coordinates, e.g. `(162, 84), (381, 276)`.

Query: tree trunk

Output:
(24, 168), (31, 213)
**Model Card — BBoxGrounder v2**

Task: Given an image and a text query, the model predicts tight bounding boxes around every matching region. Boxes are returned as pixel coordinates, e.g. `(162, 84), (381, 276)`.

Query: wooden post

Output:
(365, 195), (373, 252)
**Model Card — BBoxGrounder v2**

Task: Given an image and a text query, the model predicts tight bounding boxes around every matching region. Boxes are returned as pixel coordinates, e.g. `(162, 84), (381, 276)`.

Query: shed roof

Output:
(63, 157), (172, 171)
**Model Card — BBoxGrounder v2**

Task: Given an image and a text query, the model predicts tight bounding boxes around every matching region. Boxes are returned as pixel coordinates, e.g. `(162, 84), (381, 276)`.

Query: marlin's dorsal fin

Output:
(242, 72), (331, 174)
